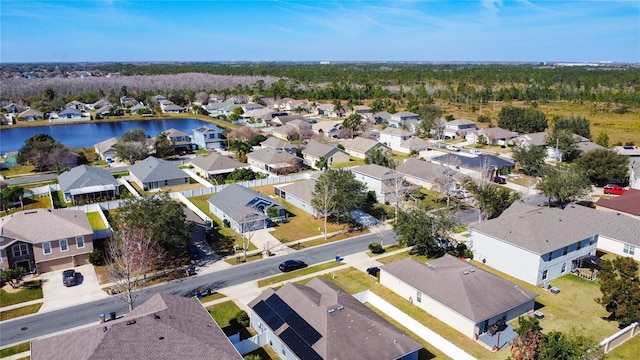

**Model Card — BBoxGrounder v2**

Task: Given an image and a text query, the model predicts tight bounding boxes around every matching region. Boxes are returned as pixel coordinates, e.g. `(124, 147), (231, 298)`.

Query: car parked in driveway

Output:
(62, 269), (77, 287)
(279, 260), (307, 272)
(603, 184), (627, 195)
(491, 176), (507, 184)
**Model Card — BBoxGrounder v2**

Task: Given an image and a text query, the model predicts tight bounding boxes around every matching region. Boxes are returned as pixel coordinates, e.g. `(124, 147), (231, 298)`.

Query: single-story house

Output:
(373, 111), (392, 125)
(49, 107), (90, 122)
(57, 165), (120, 204)
(431, 153), (515, 180)
(513, 132), (548, 148)
(193, 126), (225, 150)
(595, 188), (640, 219)
(351, 164), (418, 204)
(162, 128), (195, 153)
(378, 127), (412, 152)
(159, 100), (185, 113)
(208, 184), (285, 233)
(301, 141), (350, 169)
(396, 158), (465, 190)
(312, 120), (343, 138)
(94, 137), (118, 162)
(247, 148), (301, 175)
(466, 127), (518, 146)
(0, 209), (94, 273)
(30, 293), (242, 360)
(270, 124), (302, 141)
(398, 136), (432, 154)
(469, 201), (599, 286)
(380, 256), (537, 340)
(190, 153), (249, 180)
(271, 115), (307, 127)
(274, 177), (319, 216)
(17, 108), (44, 121)
(4, 103), (26, 114)
(128, 156), (189, 191)
(260, 136), (297, 154)
(339, 137), (389, 159)
(443, 119), (477, 139)
(248, 277), (422, 360)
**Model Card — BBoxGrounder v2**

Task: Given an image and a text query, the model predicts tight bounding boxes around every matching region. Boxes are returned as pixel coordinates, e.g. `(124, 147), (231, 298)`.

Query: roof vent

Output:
(154, 314), (161, 320)
(158, 336), (165, 340)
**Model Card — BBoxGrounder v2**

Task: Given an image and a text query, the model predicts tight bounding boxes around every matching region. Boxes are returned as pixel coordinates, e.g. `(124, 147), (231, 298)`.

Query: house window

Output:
(624, 244), (636, 256)
(43, 242), (52, 255)
(561, 263), (567, 273)
(563, 246), (568, 256)
(76, 236), (85, 249)
(542, 270), (548, 280)
(590, 236), (597, 245)
(59, 239), (68, 252)
(577, 241), (582, 250)
(165, 180), (168, 185)
(13, 244), (29, 257)
(416, 291), (422, 303)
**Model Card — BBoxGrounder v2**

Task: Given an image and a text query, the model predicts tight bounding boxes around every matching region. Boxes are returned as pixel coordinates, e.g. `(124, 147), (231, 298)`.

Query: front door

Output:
(15, 260), (31, 271)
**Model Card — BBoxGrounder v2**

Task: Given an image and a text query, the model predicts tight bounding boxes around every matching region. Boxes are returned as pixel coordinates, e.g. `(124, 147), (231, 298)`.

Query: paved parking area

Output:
(38, 264), (109, 313)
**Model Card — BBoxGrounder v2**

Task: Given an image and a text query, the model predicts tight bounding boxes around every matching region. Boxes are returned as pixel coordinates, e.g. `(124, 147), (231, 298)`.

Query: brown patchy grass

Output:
(0, 303), (42, 321)
(605, 335), (640, 360)
(288, 227), (370, 249)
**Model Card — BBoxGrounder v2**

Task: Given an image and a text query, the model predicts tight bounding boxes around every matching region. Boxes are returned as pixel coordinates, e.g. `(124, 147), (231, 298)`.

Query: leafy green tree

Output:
(342, 113), (362, 138)
(0, 267), (27, 289)
(477, 114), (491, 123)
(154, 132), (175, 158)
(226, 168), (262, 182)
(575, 148), (628, 186)
(121, 128), (147, 142)
(1, 186), (31, 213)
(43, 87), (55, 101)
(116, 140), (149, 165)
(595, 132), (609, 147)
(315, 156), (328, 170)
(415, 103), (443, 134)
(512, 145), (547, 175)
(498, 105), (547, 133)
(537, 164), (591, 207)
(17, 134), (63, 171)
(112, 193), (193, 254)
(537, 329), (598, 360)
(463, 178), (521, 221)
(393, 209), (457, 257)
(596, 256), (640, 326)
(364, 148), (395, 169)
(546, 130), (580, 162)
(553, 114), (591, 139)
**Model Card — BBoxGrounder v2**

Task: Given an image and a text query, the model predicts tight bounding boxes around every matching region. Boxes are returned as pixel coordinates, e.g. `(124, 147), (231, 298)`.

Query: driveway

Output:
(38, 264), (109, 313)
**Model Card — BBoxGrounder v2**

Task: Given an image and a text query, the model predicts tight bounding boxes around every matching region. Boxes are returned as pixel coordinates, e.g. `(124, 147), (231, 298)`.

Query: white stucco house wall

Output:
(379, 127), (412, 152)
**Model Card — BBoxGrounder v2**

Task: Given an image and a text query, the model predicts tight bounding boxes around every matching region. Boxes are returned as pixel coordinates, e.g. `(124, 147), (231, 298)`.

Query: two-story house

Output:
(389, 111), (420, 128)
(378, 127), (412, 152)
(443, 119), (477, 139)
(301, 141), (350, 169)
(193, 126), (225, 150)
(162, 128), (195, 153)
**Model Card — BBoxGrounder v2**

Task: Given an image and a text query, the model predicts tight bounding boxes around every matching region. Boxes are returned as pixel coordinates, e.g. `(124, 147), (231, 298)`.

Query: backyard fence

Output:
(599, 322), (639, 353)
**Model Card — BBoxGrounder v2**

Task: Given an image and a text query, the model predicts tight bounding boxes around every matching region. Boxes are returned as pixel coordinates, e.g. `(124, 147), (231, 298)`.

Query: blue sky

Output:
(1, 0), (638, 63)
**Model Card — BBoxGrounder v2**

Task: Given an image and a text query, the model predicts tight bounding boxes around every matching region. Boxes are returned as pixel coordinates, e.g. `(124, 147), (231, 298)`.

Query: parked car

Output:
(455, 190), (472, 199)
(446, 145), (461, 152)
(366, 266), (380, 277)
(603, 184), (627, 195)
(491, 176), (507, 184)
(279, 260), (307, 272)
(62, 269), (77, 287)
(188, 245), (201, 260)
(470, 149), (482, 155)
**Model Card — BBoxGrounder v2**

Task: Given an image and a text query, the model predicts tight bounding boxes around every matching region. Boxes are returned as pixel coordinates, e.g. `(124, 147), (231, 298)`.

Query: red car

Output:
(603, 184), (627, 195)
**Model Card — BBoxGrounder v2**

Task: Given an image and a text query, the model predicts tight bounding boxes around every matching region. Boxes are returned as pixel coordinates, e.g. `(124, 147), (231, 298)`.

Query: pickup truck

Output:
(445, 145), (461, 152)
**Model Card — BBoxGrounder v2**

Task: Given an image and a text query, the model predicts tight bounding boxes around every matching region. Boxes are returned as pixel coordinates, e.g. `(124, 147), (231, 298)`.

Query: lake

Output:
(0, 118), (221, 155)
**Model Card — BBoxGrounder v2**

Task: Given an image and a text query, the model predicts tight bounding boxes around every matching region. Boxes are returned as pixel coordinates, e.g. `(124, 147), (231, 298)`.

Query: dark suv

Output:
(491, 176), (507, 184)
(62, 269), (77, 287)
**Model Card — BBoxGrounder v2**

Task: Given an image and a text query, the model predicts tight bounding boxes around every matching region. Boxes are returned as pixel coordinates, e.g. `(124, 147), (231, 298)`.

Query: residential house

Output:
(613, 146), (640, 187)
(162, 128), (195, 153)
(430, 153), (515, 179)
(89, 99), (111, 110)
(190, 153), (249, 180)
(312, 120), (343, 138)
(65, 100), (88, 110)
(57, 165), (120, 204)
(301, 141), (350, 169)
(397, 136), (432, 154)
(241, 108), (288, 125)
(380, 256), (537, 341)
(30, 293), (243, 360)
(389, 111), (420, 129)
(339, 137), (389, 159)
(378, 127), (412, 152)
(128, 156), (189, 191)
(595, 188), (640, 219)
(631, 161), (640, 190)
(271, 115), (307, 127)
(49, 107), (90, 122)
(271, 120), (313, 140)
(159, 100), (185, 113)
(515, 132), (604, 160)
(352, 105), (373, 121)
(203, 102), (235, 117)
(248, 277), (422, 360)
(314, 103), (343, 118)
(260, 136), (297, 154)
(193, 126), (225, 150)
(0, 209), (94, 273)
(274, 177), (319, 217)
(467, 127), (518, 146)
(94, 137), (118, 162)
(443, 119), (477, 139)
(17, 108), (44, 121)
(373, 111), (392, 125)
(208, 184), (285, 233)
(396, 158), (464, 190)
(129, 103), (147, 115)
(247, 148), (300, 175)
(4, 103), (26, 114)
(469, 202), (599, 286)
(351, 164), (417, 204)
(513, 132), (548, 148)
(120, 96), (139, 107)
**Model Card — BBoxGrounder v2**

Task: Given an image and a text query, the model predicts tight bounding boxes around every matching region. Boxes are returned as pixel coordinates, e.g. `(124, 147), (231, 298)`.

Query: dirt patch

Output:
(1, 283), (22, 294)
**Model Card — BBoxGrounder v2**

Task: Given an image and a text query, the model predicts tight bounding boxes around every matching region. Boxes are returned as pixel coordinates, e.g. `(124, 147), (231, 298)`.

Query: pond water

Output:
(0, 118), (221, 155)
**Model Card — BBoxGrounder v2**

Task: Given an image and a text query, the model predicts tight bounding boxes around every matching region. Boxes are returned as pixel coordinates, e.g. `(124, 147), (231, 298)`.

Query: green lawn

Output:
(0, 281), (43, 307)
(0, 165), (36, 178)
(0, 341), (30, 358)
(257, 261), (343, 287)
(0, 303), (42, 321)
(605, 335), (640, 360)
(86, 211), (107, 230)
(198, 292), (226, 303)
(207, 301), (254, 339)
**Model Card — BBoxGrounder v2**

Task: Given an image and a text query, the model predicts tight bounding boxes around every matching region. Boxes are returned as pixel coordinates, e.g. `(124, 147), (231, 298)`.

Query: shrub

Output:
(88, 249), (104, 266)
(368, 242), (385, 254)
(235, 310), (249, 327)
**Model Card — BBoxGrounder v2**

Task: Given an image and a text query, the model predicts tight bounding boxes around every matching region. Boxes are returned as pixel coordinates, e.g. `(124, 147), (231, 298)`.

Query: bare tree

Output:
(433, 157), (462, 210)
(311, 172), (337, 240)
(105, 229), (147, 311)
(232, 126), (258, 142)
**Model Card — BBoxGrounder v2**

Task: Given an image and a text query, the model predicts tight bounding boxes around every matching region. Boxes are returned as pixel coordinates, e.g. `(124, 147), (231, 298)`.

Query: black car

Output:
(366, 266), (380, 277)
(491, 176), (507, 184)
(279, 260), (307, 272)
(62, 269), (77, 287)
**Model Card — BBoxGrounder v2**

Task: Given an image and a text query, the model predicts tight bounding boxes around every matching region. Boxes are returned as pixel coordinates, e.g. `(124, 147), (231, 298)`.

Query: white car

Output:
(456, 190), (472, 199)
(446, 145), (461, 152)
(470, 149), (482, 155)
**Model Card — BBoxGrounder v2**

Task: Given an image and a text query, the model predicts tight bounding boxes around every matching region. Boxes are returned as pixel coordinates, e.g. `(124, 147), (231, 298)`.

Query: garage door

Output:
(74, 253), (90, 266)
(38, 257), (73, 273)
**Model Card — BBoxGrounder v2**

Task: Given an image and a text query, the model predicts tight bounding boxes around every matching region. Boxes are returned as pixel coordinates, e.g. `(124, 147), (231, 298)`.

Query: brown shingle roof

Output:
(595, 189), (640, 217)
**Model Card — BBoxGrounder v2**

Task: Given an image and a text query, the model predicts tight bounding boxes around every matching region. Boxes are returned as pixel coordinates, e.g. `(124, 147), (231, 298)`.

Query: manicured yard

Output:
(188, 194), (254, 251)
(0, 303), (42, 321)
(0, 341), (30, 358)
(198, 292), (226, 303)
(0, 165), (36, 178)
(257, 261), (343, 287)
(0, 281), (43, 307)
(605, 335), (640, 360)
(207, 300), (254, 339)
(86, 211), (107, 230)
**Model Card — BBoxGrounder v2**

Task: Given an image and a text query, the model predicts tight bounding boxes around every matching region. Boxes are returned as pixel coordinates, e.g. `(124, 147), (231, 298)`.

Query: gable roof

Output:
(0, 209), (92, 246)
(396, 158), (464, 183)
(595, 188), (640, 217)
(58, 107), (84, 116)
(381, 256), (537, 323)
(164, 128), (189, 138)
(94, 137), (118, 154)
(514, 132), (548, 147)
(380, 127), (412, 137)
(312, 120), (342, 134)
(57, 165), (119, 193)
(260, 136), (296, 150)
(190, 153), (247, 173)
(432, 153), (515, 170)
(248, 278), (421, 360)
(129, 157), (188, 182)
(478, 127), (518, 140)
(351, 164), (400, 180)
(275, 178), (317, 204)
(340, 137), (384, 154)
(563, 204), (640, 246)
(302, 141), (346, 158)
(208, 184), (280, 222)
(447, 119), (476, 126)
(30, 293), (241, 360)
(18, 108), (44, 118)
(400, 136), (430, 149)
(248, 148), (298, 165)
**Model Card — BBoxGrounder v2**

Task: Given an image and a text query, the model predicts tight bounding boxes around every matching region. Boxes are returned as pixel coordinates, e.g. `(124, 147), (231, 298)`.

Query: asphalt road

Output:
(0, 230), (397, 346)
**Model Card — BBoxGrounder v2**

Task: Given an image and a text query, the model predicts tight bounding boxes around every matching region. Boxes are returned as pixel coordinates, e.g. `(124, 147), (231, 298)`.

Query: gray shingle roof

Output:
(260, 136), (296, 150)
(514, 132), (548, 147)
(340, 137), (383, 154)
(302, 141), (346, 158)
(380, 127), (412, 136)
(129, 157), (188, 183)
(190, 153), (247, 173)
(381, 256), (537, 323)
(396, 158), (464, 183)
(563, 203), (640, 246)
(248, 148), (298, 165)
(248, 278), (422, 360)
(30, 293), (242, 360)
(57, 165), (119, 194)
(275, 178), (317, 204)
(94, 137), (118, 153)
(432, 153), (515, 170)
(208, 184), (279, 222)
(351, 164), (399, 180)
(0, 209), (92, 246)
